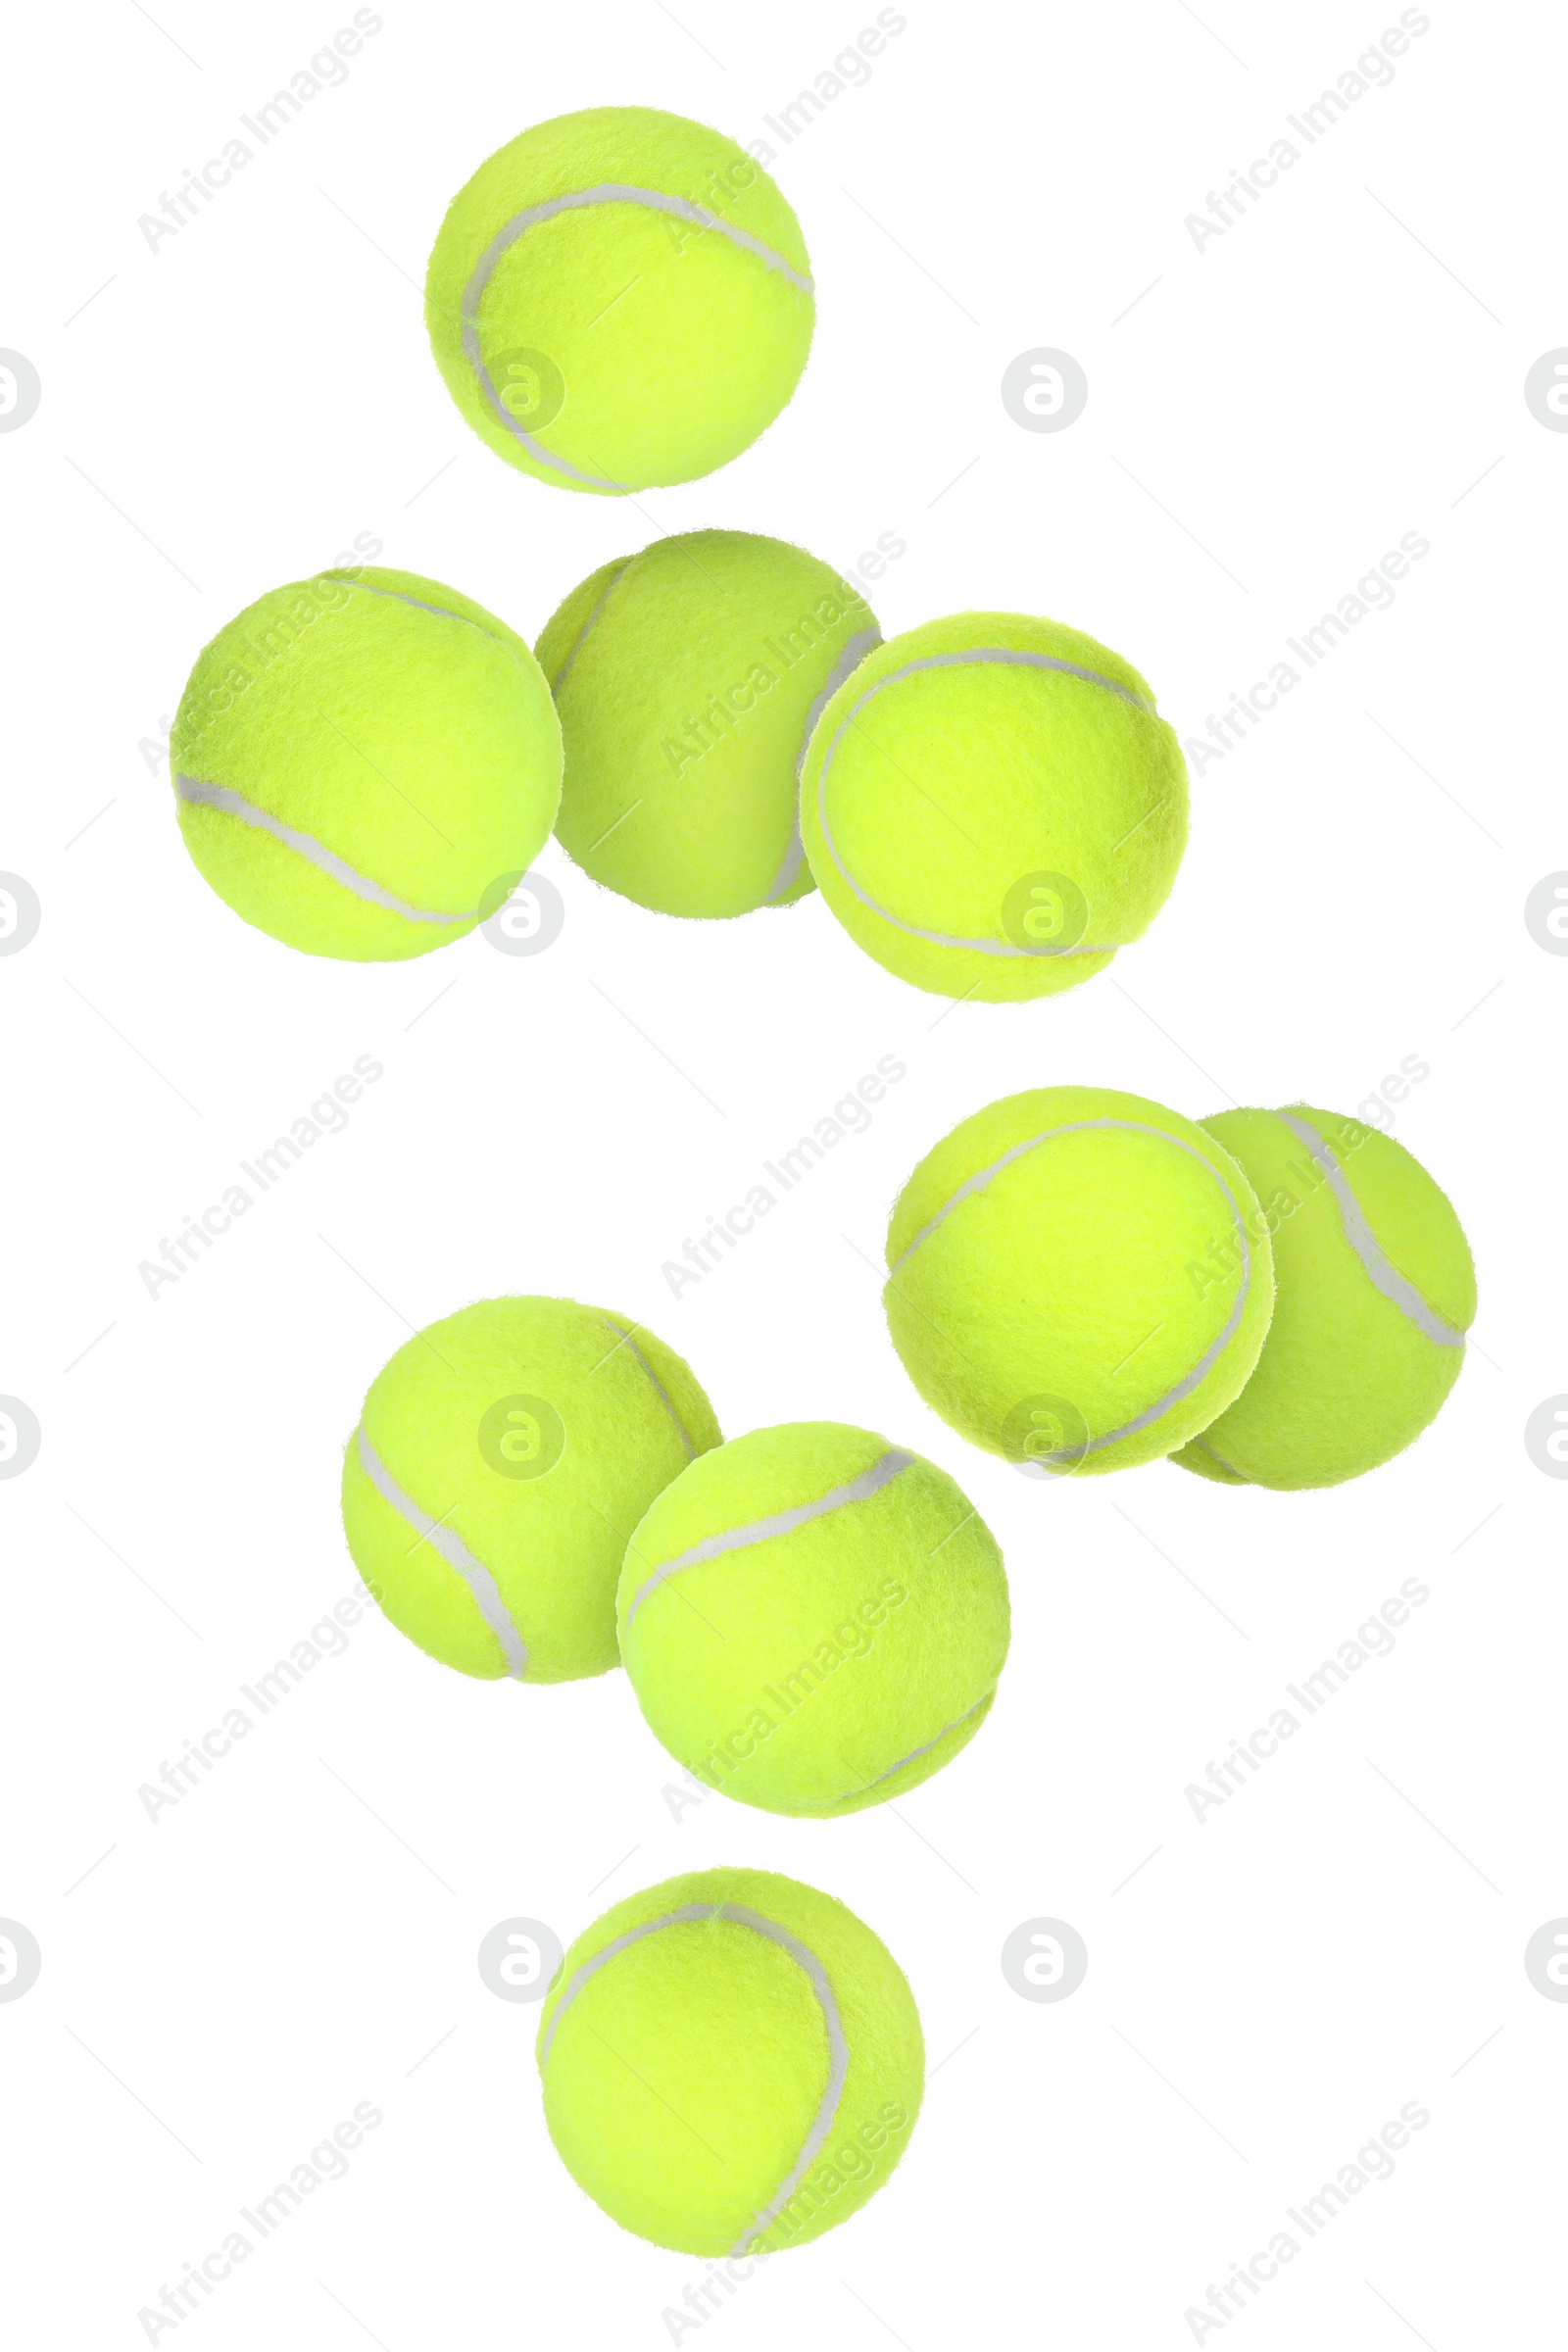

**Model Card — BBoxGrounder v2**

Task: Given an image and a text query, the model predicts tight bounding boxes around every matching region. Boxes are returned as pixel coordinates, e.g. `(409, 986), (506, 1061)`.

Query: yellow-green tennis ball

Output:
(799, 612), (1188, 1001)
(537, 531), (880, 918)
(341, 1297), (720, 1683)
(884, 1085), (1275, 1475)
(617, 1422), (1008, 1816)
(537, 1865), (923, 2255)
(1172, 1105), (1476, 1490)
(171, 566), (561, 960)
(424, 107), (814, 495)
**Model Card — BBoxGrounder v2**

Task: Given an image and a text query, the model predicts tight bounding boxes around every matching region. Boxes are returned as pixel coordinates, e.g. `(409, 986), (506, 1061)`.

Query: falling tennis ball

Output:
(171, 566), (561, 960)
(425, 107), (814, 495)
(884, 1084), (1274, 1474)
(799, 612), (1188, 1000)
(341, 1297), (721, 1682)
(536, 530), (880, 917)
(617, 1421), (1009, 1816)
(1172, 1105), (1476, 1489)
(537, 1865), (923, 2254)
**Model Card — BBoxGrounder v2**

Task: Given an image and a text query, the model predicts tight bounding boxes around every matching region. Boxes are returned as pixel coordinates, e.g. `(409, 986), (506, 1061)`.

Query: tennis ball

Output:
(341, 1297), (720, 1682)
(537, 1865), (923, 2255)
(1172, 1106), (1476, 1490)
(617, 1422), (1008, 1816)
(799, 612), (1188, 1001)
(171, 566), (561, 960)
(425, 108), (814, 495)
(884, 1085), (1275, 1475)
(537, 531), (880, 918)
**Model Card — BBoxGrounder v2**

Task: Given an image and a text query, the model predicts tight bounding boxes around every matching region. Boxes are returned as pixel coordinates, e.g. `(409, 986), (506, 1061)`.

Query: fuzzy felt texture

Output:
(799, 612), (1188, 1002)
(341, 1296), (721, 1682)
(1172, 1105), (1476, 1490)
(424, 107), (813, 494)
(537, 530), (878, 918)
(537, 1866), (924, 2255)
(171, 566), (561, 960)
(617, 1422), (1008, 1816)
(884, 1086), (1275, 1475)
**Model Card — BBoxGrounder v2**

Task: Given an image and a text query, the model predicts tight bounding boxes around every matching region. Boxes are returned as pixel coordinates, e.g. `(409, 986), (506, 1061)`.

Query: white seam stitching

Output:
(1277, 1111), (1466, 1348)
(459, 185), (812, 490)
(623, 1447), (913, 1624)
(596, 1315), (701, 1461)
(814, 648), (1158, 958)
(887, 1118), (1255, 1466)
(174, 777), (478, 927)
(354, 1427), (527, 1678)
(537, 1896), (847, 2256)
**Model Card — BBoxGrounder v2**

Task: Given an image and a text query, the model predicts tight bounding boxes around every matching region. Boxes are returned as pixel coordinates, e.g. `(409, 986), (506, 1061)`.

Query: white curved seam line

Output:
(1188, 1432), (1247, 1481)
(1277, 1112), (1466, 1348)
(840, 1689), (994, 1800)
(814, 648), (1156, 958)
(537, 1899), (846, 2255)
(728, 1905), (846, 2249)
(461, 185), (812, 490)
(892, 1119), (1176, 1269)
(598, 1316), (701, 1460)
(537, 1904), (713, 2065)
(761, 825), (809, 906)
(337, 575), (537, 694)
(793, 627), (884, 791)
(466, 184), (814, 297)
(765, 624), (883, 906)
(548, 560), (634, 697)
(174, 778), (476, 926)
(338, 575), (513, 653)
(355, 1427), (527, 1678)
(625, 1448), (914, 1625)
(887, 1119), (1253, 1467)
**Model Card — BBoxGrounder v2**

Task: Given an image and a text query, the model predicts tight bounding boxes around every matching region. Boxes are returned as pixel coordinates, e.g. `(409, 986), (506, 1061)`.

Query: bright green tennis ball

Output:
(1171, 1105), (1476, 1490)
(884, 1085), (1275, 1475)
(424, 107), (814, 495)
(617, 1421), (1008, 1816)
(341, 1297), (720, 1683)
(171, 566), (561, 960)
(537, 1864), (923, 2255)
(799, 612), (1189, 1000)
(537, 530), (880, 918)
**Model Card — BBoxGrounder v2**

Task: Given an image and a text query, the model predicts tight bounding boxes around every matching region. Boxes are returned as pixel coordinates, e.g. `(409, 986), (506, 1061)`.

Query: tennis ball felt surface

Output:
(341, 1297), (720, 1683)
(799, 612), (1188, 1000)
(885, 1085), (1275, 1475)
(618, 1422), (1008, 1816)
(425, 107), (814, 495)
(537, 530), (880, 917)
(172, 567), (561, 960)
(1172, 1106), (1476, 1490)
(537, 1865), (923, 2255)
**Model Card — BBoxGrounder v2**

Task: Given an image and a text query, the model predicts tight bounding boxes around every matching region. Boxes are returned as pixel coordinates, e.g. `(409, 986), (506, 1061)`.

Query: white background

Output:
(2, 2), (1562, 2345)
